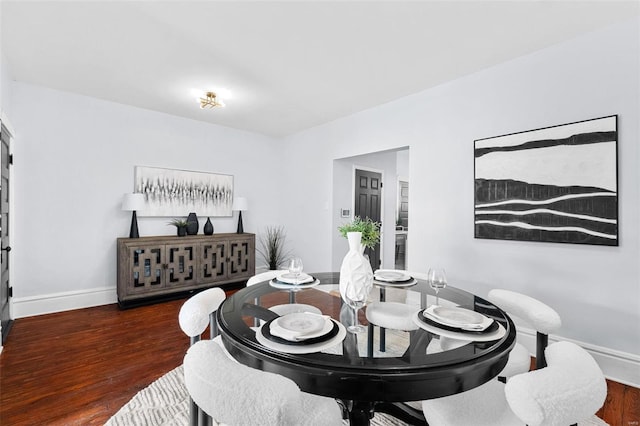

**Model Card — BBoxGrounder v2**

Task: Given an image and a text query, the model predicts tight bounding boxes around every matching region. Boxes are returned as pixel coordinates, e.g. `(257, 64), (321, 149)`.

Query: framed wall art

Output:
(134, 166), (233, 217)
(474, 115), (618, 246)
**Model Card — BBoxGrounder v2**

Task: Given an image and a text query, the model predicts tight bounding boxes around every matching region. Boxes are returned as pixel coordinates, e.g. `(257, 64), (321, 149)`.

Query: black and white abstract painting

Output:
(134, 166), (233, 217)
(474, 115), (618, 246)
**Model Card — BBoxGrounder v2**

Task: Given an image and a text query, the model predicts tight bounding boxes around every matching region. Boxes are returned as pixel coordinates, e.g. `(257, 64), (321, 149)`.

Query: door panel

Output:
(354, 169), (382, 270)
(398, 181), (409, 229)
(1, 124), (12, 344)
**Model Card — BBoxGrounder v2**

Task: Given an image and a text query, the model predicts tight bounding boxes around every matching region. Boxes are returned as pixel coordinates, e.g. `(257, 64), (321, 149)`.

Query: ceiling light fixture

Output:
(199, 91), (225, 109)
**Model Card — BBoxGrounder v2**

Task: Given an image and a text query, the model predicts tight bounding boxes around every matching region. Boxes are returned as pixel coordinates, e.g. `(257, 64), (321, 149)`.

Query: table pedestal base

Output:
(339, 400), (427, 426)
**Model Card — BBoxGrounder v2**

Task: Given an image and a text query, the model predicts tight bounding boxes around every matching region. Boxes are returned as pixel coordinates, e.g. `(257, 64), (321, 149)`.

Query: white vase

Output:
(339, 232), (374, 304)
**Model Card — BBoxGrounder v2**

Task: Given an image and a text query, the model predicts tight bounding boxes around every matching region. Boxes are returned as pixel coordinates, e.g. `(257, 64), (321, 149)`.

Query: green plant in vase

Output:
(338, 216), (381, 249)
(338, 216), (379, 333)
(168, 218), (189, 237)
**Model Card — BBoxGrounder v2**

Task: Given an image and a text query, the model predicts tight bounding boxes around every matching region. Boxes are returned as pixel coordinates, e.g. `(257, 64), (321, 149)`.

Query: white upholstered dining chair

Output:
(246, 270), (285, 286)
(422, 341), (607, 426)
(178, 287), (227, 426)
(419, 288), (564, 423)
(487, 289), (562, 377)
(184, 340), (343, 426)
(180, 282), (342, 426)
(365, 270), (424, 356)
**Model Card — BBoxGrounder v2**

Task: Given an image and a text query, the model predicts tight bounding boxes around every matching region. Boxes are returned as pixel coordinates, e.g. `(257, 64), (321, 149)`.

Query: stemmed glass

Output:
(288, 257), (303, 285)
(344, 280), (368, 333)
(427, 268), (447, 306)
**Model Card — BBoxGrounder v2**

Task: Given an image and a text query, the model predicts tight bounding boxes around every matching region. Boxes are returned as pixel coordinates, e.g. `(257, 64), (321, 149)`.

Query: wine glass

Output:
(288, 257), (303, 284)
(344, 280), (368, 333)
(427, 268), (447, 306)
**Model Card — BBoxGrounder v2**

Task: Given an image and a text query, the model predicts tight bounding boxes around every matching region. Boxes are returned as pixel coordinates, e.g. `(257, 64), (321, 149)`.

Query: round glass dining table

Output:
(217, 272), (516, 425)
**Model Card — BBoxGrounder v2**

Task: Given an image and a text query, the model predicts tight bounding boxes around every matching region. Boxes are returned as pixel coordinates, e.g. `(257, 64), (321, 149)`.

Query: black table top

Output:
(217, 272), (516, 403)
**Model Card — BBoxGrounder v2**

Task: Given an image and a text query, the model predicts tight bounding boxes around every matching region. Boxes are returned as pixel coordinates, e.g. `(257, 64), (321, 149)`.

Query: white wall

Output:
(9, 82), (283, 312)
(282, 17), (640, 364)
(0, 53), (10, 117)
(1, 0), (13, 121)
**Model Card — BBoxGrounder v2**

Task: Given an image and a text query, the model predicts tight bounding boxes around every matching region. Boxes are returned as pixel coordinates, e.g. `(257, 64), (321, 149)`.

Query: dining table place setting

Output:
(372, 270), (417, 287)
(413, 304), (507, 342)
(269, 272), (320, 289)
(255, 311), (347, 354)
(269, 257), (321, 289)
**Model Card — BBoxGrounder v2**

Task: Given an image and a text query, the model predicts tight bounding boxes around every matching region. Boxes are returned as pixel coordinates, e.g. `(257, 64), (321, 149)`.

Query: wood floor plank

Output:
(623, 384), (640, 426)
(601, 380), (625, 425)
(0, 294), (635, 425)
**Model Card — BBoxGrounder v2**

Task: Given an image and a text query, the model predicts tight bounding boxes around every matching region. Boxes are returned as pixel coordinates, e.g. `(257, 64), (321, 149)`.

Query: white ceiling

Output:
(2, 1), (638, 137)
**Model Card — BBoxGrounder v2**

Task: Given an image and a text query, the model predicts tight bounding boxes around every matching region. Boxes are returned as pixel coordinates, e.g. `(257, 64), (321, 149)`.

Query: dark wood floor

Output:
(1, 294), (638, 425)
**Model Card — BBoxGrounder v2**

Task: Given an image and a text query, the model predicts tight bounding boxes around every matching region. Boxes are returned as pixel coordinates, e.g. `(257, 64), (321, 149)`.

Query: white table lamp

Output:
(232, 197), (248, 234)
(122, 193), (145, 238)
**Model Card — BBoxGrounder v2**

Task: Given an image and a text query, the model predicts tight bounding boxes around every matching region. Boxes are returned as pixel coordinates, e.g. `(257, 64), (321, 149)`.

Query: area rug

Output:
(105, 365), (410, 426)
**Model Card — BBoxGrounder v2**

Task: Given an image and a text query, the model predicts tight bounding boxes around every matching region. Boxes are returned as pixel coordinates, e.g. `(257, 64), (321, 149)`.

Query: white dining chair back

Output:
(488, 289), (562, 370)
(422, 341), (607, 426)
(183, 340), (343, 426)
(178, 287), (226, 426)
(179, 287), (226, 344)
(505, 341), (607, 426)
(247, 270), (286, 286)
(366, 269), (424, 357)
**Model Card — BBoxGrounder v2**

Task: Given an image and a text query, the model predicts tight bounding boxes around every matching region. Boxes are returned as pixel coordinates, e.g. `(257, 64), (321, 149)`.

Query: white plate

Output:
(273, 312), (327, 335)
(373, 278), (417, 288)
(277, 273), (313, 284)
(269, 278), (320, 290)
(256, 320), (347, 354)
(270, 315), (333, 341)
(413, 312), (506, 342)
(374, 271), (411, 282)
(424, 306), (493, 330)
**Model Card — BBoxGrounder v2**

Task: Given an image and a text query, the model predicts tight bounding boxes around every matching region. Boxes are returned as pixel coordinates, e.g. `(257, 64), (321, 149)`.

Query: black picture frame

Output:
(474, 115), (618, 246)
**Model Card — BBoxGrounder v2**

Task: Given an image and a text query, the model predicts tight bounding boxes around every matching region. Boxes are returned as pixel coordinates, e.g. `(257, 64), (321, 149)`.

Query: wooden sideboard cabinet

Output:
(117, 233), (255, 307)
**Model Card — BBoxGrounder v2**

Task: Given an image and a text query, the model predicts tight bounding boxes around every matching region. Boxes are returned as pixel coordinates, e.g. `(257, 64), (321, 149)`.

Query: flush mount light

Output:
(198, 91), (225, 109)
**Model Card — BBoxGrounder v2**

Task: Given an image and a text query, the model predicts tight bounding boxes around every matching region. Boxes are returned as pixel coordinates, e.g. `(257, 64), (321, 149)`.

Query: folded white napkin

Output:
(277, 273), (314, 284)
(423, 305), (493, 331)
(270, 312), (331, 341)
(374, 271), (411, 282)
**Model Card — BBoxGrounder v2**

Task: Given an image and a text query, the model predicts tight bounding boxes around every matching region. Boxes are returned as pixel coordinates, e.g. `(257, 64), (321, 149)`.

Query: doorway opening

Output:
(332, 147), (409, 272)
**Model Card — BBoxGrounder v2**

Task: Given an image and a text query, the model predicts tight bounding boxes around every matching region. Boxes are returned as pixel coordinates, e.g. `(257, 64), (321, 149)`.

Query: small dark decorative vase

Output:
(177, 226), (187, 237)
(186, 212), (199, 235)
(203, 217), (214, 235)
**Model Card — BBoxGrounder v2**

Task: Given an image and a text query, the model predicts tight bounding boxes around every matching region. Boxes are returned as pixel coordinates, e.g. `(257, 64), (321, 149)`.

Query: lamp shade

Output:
(232, 197), (248, 211)
(122, 193), (145, 211)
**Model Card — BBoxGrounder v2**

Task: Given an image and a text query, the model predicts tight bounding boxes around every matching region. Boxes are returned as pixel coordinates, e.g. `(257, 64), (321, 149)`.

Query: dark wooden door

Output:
(1, 124), (12, 344)
(354, 169), (382, 270)
(398, 180), (409, 229)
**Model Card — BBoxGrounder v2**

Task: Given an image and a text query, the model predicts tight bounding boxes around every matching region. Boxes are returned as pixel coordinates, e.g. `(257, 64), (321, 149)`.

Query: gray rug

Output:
(105, 365), (409, 426)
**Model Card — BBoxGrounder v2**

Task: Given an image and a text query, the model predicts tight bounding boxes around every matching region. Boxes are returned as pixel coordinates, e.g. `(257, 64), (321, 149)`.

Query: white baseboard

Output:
(9, 288), (640, 388)
(11, 286), (118, 319)
(517, 328), (640, 388)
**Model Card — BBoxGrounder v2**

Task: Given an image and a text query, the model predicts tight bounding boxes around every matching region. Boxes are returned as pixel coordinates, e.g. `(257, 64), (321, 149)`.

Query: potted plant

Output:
(338, 216), (381, 251)
(257, 226), (291, 270)
(168, 218), (189, 237)
(337, 216), (379, 321)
